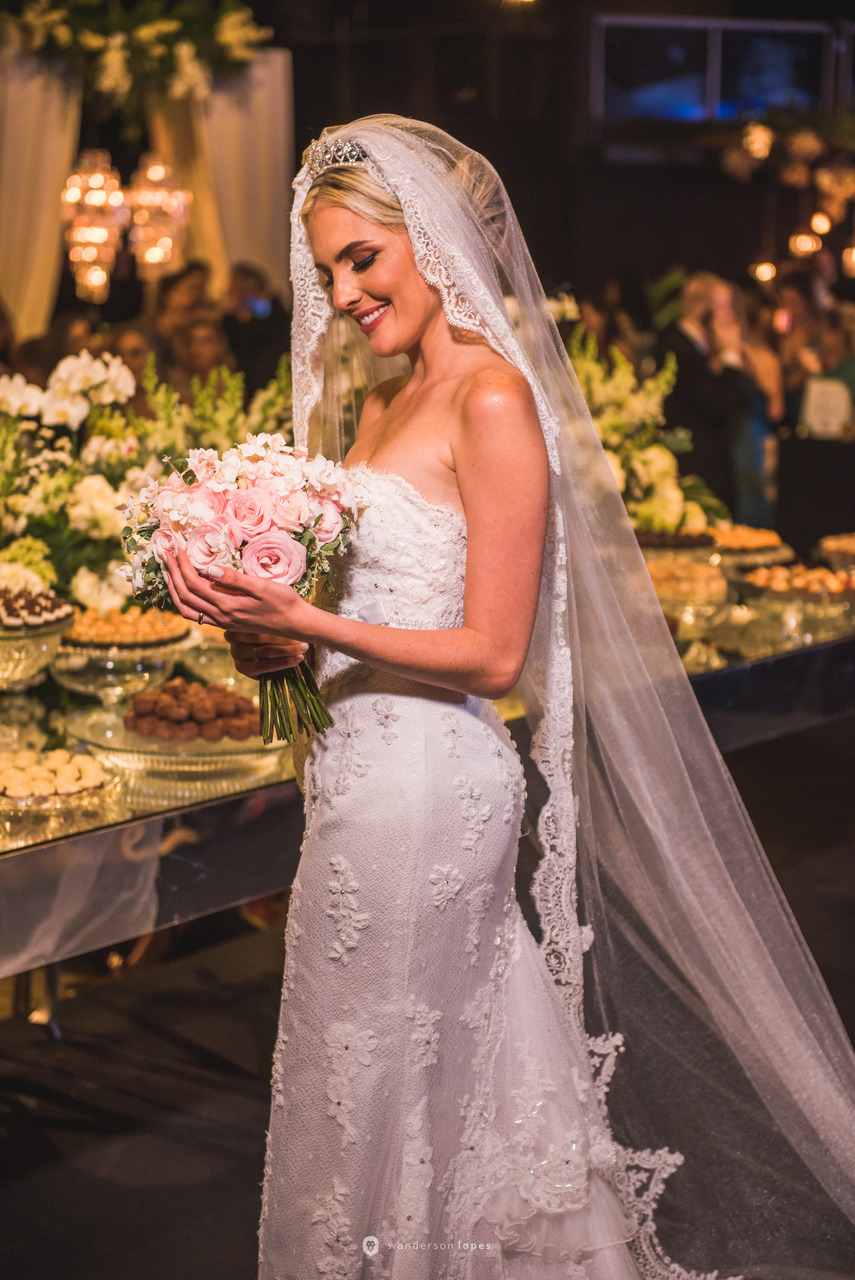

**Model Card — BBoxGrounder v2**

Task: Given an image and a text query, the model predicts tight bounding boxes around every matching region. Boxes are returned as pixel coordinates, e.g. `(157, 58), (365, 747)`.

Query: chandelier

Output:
(61, 151), (128, 304)
(127, 154), (192, 281)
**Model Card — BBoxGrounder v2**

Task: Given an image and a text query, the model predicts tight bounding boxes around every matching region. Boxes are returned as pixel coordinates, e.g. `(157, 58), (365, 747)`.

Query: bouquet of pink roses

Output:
(120, 433), (361, 745)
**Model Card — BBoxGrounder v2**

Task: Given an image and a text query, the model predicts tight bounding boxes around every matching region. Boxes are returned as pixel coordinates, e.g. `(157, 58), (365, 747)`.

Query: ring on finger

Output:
(197, 610), (204, 625)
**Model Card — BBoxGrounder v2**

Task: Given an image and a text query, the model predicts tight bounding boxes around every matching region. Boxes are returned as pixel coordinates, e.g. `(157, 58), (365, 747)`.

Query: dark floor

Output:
(0, 714), (853, 1280)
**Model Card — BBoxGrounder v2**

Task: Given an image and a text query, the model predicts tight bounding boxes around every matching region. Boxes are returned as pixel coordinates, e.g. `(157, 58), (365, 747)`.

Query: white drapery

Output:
(147, 48), (294, 304)
(0, 49), (82, 344)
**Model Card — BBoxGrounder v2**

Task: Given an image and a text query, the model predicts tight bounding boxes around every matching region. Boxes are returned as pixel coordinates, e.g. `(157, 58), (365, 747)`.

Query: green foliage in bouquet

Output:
(566, 325), (730, 536)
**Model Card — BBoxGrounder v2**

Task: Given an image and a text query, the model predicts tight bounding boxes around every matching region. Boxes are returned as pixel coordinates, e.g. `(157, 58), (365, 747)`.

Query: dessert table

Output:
(3, 630), (854, 1033)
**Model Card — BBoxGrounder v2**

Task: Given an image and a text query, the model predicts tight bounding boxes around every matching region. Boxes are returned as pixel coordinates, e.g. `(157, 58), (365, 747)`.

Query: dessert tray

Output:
(728, 566), (855, 604)
(66, 708), (293, 811)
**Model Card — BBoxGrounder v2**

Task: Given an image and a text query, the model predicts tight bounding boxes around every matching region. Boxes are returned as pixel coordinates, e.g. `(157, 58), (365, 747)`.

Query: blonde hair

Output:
(300, 164), (406, 231)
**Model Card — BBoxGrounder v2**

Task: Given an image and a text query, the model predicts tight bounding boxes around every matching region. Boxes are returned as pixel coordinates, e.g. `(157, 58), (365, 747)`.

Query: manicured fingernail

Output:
(205, 565), (224, 578)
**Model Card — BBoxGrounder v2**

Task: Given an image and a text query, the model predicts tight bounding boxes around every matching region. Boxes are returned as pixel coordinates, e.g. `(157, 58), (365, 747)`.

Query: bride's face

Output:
(306, 205), (444, 358)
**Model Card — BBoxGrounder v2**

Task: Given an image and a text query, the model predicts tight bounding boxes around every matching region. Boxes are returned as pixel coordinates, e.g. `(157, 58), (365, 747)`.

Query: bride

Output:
(165, 118), (855, 1278)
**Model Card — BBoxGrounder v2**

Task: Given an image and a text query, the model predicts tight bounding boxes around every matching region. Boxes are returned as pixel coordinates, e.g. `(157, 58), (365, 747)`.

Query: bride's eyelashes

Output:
(352, 252), (378, 274)
(318, 251), (380, 290)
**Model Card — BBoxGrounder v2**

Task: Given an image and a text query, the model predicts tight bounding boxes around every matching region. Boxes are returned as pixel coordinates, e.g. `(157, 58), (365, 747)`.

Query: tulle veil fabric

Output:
(288, 116), (855, 1277)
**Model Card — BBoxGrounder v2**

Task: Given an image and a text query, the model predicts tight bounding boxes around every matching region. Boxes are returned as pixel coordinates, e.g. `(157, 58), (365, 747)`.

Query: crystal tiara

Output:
(306, 138), (368, 178)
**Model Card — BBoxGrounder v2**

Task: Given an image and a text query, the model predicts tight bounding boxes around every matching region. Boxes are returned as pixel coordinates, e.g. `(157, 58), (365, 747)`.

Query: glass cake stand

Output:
(0, 774), (125, 853)
(50, 638), (191, 707)
(66, 707), (294, 812)
(0, 619), (70, 690)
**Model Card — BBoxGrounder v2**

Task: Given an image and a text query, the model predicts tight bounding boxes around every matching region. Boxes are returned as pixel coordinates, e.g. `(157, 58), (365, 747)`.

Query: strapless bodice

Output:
(314, 463), (468, 689)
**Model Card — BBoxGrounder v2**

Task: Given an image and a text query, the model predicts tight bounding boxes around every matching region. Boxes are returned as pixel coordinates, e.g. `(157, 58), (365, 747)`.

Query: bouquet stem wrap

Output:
(259, 659), (332, 745)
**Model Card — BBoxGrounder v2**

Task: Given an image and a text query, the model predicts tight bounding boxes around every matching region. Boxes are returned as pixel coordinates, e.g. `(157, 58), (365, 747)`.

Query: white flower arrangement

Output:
(567, 326), (728, 535)
(0, 348), (292, 603)
(70, 562), (132, 613)
(37, 350), (136, 432)
(0, 374), (44, 419)
(67, 475), (126, 541)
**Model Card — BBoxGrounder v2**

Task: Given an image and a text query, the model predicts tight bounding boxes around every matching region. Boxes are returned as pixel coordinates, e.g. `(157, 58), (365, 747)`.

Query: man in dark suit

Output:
(656, 272), (754, 516)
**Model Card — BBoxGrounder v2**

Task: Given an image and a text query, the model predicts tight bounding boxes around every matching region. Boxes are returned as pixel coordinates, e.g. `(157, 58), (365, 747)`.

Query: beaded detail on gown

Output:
(257, 465), (646, 1279)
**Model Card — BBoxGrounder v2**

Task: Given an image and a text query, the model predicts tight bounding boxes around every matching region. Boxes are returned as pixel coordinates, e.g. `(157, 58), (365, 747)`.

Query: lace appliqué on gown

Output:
(326, 855), (370, 964)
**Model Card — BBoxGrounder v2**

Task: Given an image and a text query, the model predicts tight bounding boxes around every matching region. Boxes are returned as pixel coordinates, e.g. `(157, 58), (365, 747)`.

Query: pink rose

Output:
(271, 487), (311, 533)
(312, 499), (345, 547)
(149, 526), (186, 565)
(227, 487), (274, 539)
(185, 515), (241, 571)
(241, 529), (307, 585)
(188, 483), (228, 522)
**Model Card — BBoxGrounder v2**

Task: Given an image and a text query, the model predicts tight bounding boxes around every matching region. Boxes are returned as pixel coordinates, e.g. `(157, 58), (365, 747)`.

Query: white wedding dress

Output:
(257, 464), (647, 1280)
(257, 114), (855, 1280)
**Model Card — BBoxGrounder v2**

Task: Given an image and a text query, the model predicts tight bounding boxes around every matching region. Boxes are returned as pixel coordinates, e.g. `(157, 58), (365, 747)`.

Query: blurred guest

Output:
(817, 310), (855, 399)
(107, 320), (160, 418)
(655, 272), (753, 515)
(221, 262), (291, 399)
(169, 317), (235, 405)
(154, 266), (213, 368)
(774, 271), (822, 428)
(183, 259), (214, 310)
(733, 285), (785, 526)
(9, 337), (51, 388)
(9, 311), (92, 388)
(43, 310), (93, 367)
(603, 274), (650, 367)
(578, 295), (634, 365)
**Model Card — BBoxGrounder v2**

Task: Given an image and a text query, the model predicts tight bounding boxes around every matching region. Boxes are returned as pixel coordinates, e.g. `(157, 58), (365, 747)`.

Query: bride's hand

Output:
(164, 547), (311, 646)
(224, 630), (310, 680)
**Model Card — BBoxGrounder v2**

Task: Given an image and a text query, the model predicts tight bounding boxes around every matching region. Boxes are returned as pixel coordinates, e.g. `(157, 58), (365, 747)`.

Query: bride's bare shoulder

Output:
(458, 361), (540, 440)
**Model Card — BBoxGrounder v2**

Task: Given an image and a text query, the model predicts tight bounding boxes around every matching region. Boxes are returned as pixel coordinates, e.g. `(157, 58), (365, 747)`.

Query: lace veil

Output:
(289, 115), (855, 1277)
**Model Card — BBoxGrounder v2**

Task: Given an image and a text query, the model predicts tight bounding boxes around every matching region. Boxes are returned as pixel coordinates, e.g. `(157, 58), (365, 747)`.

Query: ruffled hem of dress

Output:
(479, 1171), (639, 1266)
